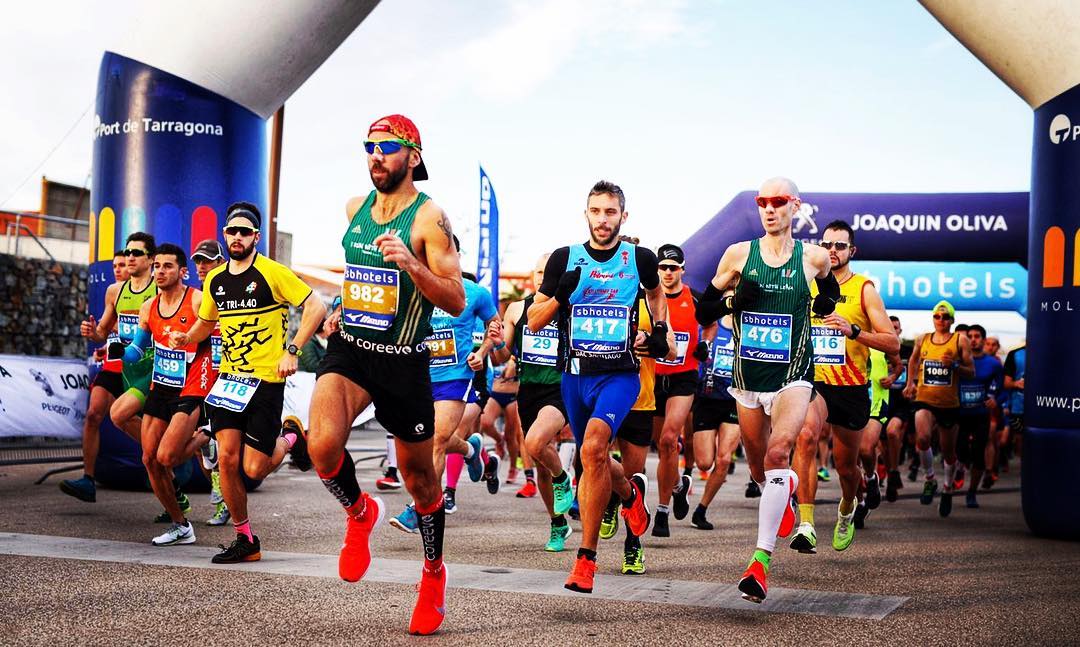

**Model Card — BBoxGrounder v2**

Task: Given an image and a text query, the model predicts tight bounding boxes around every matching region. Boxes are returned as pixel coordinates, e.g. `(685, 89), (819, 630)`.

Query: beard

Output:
(228, 240), (255, 261)
(370, 160), (410, 193)
(590, 220), (622, 247)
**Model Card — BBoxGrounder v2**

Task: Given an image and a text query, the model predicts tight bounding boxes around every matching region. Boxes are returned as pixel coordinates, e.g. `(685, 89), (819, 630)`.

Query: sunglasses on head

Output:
(122, 248), (147, 257)
(224, 226), (257, 237)
(755, 195), (795, 209)
(363, 138), (415, 156)
(819, 241), (850, 251)
(658, 264), (682, 272)
(933, 313), (952, 321)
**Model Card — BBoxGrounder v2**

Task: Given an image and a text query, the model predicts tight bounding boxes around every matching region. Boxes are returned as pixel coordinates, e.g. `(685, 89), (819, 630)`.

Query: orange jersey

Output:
(147, 287), (199, 390)
(656, 287), (701, 376)
(811, 274), (873, 386)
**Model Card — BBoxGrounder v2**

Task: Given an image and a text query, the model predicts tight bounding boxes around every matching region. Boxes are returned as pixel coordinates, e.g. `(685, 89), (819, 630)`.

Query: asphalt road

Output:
(2, 428), (1078, 646)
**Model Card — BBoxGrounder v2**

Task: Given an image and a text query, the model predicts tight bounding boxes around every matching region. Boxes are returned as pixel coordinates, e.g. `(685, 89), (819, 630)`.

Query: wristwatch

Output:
(287, 344), (303, 357)
(847, 323), (861, 340)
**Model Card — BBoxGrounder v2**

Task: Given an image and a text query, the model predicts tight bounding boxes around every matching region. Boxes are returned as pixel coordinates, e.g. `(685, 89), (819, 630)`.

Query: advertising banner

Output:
(0, 355), (90, 439)
(851, 261), (1027, 313)
(477, 166), (500, 305)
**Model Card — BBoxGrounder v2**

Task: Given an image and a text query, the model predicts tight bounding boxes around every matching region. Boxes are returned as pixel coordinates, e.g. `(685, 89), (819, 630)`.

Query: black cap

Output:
(657, 244), (685, 266)
(191, 239), (224, 261)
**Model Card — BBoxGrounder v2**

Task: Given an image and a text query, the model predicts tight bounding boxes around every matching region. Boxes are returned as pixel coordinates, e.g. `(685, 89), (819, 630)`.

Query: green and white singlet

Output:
(731, 239), (813, 392)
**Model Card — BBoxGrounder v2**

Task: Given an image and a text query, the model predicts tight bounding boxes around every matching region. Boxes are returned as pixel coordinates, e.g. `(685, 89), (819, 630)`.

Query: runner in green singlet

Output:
(695, 177), (834, 604)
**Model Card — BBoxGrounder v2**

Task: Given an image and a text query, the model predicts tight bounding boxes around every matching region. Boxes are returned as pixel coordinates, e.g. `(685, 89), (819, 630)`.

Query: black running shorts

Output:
(816, 382), (871, 431)
(692, 397), (739, 431)
(209, 380), (286, 456)
(654, 370), (699, 411)
(617, 409), (654, 448)
(317, 332), (435, 443)
(517, 382), (566, 434)
(91, 369), (124, 399)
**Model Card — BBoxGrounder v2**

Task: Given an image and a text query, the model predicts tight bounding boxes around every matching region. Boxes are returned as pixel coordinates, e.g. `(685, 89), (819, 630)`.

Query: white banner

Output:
(0, 354), (90, 439)
(282, 371), (374, 430)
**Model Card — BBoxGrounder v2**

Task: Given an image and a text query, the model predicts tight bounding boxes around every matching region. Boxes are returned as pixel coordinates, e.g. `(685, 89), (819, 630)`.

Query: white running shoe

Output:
(152, 521), (196, 546)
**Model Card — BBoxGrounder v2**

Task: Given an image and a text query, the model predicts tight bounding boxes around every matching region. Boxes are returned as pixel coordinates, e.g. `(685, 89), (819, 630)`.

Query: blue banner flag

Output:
(477, 166), (499, 305)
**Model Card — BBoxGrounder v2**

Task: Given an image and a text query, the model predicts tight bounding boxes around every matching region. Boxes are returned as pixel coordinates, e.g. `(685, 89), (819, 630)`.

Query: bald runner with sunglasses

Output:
(789, 220), (898, 555)
(308, 114), (464, 636)
(695, 177), (834, 604)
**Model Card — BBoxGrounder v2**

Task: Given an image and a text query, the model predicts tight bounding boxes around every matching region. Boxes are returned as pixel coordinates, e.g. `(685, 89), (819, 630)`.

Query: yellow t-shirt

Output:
(632, 298), (656, 412)
(811, 273), (873, 386)
(199, 253), (313, 382)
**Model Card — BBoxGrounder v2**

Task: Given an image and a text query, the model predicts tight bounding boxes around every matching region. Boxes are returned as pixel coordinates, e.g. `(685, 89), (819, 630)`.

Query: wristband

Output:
(494, 341), (507, 351)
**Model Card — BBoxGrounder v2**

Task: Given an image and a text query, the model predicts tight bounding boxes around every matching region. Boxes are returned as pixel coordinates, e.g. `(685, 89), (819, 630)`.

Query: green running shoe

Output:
(207, 501), (231, 526)
(833, 508), (856, 551)
(621, 546), (645, 574)
(552, 473), (574, 516)
(545, 523), (572, 552)
(599, 498), (620, 540)
(154, 492), (192, 523)
(789, 522), (817, 554)
(817, 467), (831, 482)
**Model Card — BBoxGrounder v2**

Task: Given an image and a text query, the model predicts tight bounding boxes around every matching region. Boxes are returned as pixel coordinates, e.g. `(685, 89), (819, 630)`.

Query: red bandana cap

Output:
(368, 114), (428, 181)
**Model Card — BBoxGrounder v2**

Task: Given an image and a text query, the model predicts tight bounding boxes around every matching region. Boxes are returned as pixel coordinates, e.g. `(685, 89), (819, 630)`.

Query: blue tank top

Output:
(699, 322), (735, 400)
(959, 354), (1003, 416)
(427, 279), (498, 383)
(560, 241), (641, 375)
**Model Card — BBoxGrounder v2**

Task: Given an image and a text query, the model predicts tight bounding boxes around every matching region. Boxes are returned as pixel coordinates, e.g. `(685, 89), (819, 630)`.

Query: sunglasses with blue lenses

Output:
(363, 138), (416, 156)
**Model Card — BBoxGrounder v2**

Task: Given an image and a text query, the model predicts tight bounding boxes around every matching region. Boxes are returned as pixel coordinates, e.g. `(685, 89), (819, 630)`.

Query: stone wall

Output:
(0, 254), (87, 358)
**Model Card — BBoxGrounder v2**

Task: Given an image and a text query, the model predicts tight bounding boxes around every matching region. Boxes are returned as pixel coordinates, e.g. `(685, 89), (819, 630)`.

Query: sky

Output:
(1, 0), (1033, 276)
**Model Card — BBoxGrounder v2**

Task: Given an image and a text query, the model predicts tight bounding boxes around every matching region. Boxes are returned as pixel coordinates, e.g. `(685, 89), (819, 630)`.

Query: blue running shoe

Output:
(390, 503), (419, 534)
(568, 496), (580, 521)
(59, 475), (96, 503)
(443, 488), (458, 515)
(466, 433), (485, 483)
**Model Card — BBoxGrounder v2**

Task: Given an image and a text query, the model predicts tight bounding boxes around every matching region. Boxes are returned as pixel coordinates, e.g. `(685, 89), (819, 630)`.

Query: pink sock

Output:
(447, 453), (464, 489)
(282, 432), (298, 450)
(234, 519), (253, 542)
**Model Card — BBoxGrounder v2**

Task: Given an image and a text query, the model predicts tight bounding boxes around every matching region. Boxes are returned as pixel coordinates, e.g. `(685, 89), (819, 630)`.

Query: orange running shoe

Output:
(339, 493), (384, 583)
(776, 479), (797, 538)
(620, 473), (651, 537)
(564, 555), (597, 593)
(409, 564), (447, 635)
(738, 555), (769, 603)
(515, 480), (538, 498)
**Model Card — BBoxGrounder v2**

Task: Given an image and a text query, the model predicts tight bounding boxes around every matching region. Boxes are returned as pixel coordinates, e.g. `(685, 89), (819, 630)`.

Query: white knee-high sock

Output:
(558, 442), (575, 472)
(756, 468), (797, 552)
(920, 448), (934, 479)
(386, 433), (397, 469)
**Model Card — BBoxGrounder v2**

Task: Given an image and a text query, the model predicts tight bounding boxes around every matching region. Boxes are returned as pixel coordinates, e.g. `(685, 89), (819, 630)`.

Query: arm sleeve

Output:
(537, 247), (569, 297)
(123, 327), (152, 363)
(636, 247), (659, 290)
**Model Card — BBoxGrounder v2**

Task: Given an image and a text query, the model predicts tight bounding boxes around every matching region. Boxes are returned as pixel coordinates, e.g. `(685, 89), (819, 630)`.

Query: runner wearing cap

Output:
(168, 202), (324, 562)
(528, 180), (661, 594)
(307, 115), (461, 635)
(651, 243), (712, 538)
(789, 220), (898, 553)
(902, 300), (975, 517)
(61, 248), (140, 503)
(694, 177), (834, 603)
(191, 239), (230, 526)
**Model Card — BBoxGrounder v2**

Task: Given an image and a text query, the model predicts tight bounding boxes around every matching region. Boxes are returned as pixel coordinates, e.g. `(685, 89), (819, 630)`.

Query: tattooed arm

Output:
(374, 199), (466, 316)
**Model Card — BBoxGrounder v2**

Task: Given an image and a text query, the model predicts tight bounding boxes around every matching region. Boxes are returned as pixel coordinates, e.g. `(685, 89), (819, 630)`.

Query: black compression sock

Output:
(577, 547), (597, 562)
(551, 514), (567, 527)
(318, 450), (362, 509)
(552, 471), (569, 484)
(417, 500), (446, 568)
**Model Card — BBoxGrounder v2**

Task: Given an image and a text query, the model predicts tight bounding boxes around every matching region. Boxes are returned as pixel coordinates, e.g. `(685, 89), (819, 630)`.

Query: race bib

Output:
(657, 331), (691, 366)
(710, 343), (735, 380)
(205, 374), (261, 412)
(424, 328), (457, 367)
(738, 312), (792, 363)
(210, 333), (222, 370)
(922, 360), (953, 387)
(117, 313), (140, 343)
(960, 383), (985, 408)
(569, 304), (630, 354)
(522, 324), (559, 366)
(342, 264), (399, 332)
(152, 345), (187, 387)
(811, 326), (846, 365)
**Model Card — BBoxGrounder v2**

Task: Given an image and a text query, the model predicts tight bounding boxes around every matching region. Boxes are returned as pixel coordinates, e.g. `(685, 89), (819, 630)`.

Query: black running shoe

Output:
(691, 506), (713, 530)
(651, 510), (670, 537)
(908, 462), (920, 482)
(939, 491), (953, 518)
(886, 470), (901, 503)
(484, 455), (502, 495)
(745, 480), (761, 498)
(212, 534), (262, 564)
(853, 501), (869, 529)
(865, 473), (881, 510)
(672, 474), (692, 520)
(728, 461), (735, 475)
(283, 417), (312, 472)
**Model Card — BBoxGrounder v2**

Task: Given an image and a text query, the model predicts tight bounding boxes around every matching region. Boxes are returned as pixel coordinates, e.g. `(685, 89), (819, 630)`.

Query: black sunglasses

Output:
(224, 226), (258, 237)
(122, 248), (147, 257)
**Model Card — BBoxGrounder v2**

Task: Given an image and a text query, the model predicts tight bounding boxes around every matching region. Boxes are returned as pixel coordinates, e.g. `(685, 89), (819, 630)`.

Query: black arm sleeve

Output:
(636, 246), (659, 290)
(815, 272), (841, 301)
(695, 282), (731, 326)
(537, 247), (570, 297)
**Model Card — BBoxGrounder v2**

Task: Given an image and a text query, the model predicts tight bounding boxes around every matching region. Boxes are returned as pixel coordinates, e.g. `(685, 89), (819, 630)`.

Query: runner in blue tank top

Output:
(528, 180), (669, 594)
